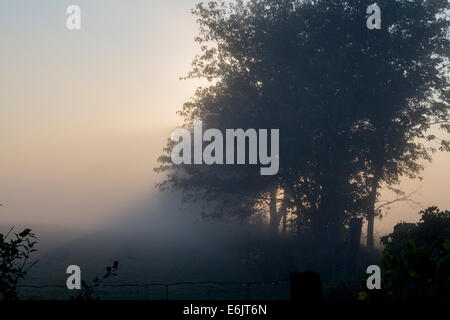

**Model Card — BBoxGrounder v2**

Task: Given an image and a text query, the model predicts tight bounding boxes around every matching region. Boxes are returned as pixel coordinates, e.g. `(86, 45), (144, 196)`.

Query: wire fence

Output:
(17, 280), (363, 300)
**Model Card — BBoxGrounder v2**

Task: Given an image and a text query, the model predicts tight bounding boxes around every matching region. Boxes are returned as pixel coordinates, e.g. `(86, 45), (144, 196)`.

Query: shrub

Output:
(0, 228), (38, 300)
(361, 207), (449, 300)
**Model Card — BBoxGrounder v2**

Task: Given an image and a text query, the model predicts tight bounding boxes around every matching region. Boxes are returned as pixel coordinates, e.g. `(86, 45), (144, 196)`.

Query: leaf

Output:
(442, 240), (450, 250)
(18, 229), (31, 237)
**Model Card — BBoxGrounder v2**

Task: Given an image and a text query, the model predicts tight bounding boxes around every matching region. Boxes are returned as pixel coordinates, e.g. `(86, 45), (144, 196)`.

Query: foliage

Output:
(380, 239), (449, 300)
(0, 228), (38, 300)
(361, 207), (450, 300)
(381, 206), (450, 255)
(156, 0), (450, 246)
(71, 261), (119, 301)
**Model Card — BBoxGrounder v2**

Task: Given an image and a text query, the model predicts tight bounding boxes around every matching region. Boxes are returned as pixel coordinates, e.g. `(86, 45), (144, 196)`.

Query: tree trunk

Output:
(347, 218), (363, 274)
(281, 212), (287, 234)
(279, 189), (288, 234)
(367, 213), (375, 250)
(367, 170), (382, 250)
(269, 187), (279, 233)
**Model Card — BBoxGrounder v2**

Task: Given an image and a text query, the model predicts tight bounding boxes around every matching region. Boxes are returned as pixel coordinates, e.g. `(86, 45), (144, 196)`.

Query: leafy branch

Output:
(0, 228), (39, 300)
(71, 261), (119, 300)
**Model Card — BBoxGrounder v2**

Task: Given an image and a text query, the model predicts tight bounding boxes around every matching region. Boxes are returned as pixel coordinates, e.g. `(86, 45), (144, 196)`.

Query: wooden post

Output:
(347, 218), (363, 274)
(290, 271), (322, 301)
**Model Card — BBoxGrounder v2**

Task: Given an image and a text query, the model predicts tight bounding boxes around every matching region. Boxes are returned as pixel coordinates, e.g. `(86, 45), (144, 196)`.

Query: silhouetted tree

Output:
(157, 0), (449, 255)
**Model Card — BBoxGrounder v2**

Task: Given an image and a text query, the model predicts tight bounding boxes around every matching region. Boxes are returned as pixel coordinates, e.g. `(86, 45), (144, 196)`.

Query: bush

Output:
(382, 207), (450, 256)
(0, 228), (38, 300)
(381, 238), (449, 299)
(362, 207), (449, 300)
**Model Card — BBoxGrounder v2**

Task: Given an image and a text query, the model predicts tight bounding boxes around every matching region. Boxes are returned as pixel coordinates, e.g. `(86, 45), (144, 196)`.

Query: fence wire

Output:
(16, 279), (362, 300)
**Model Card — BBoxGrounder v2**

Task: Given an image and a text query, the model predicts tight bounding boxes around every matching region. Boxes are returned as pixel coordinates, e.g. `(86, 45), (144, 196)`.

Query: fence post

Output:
(290, 271), (322, 301)
(346, 218), (363, 275)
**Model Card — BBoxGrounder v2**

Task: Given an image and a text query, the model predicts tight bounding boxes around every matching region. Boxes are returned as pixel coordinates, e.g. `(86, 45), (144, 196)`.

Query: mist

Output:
(1, 0), (449, 301)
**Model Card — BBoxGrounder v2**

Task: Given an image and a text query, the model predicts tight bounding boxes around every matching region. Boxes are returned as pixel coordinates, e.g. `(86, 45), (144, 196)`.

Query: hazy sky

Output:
(1, 1), (449, 236)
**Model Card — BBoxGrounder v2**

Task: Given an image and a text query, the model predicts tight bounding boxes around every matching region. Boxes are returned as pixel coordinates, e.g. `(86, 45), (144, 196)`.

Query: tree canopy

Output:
(156, 0), (449, 247)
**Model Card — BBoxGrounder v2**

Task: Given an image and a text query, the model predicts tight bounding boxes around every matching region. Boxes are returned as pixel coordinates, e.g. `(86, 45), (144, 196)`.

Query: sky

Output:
(0, 0), (449, 238)
(0, 0), (205, 228)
